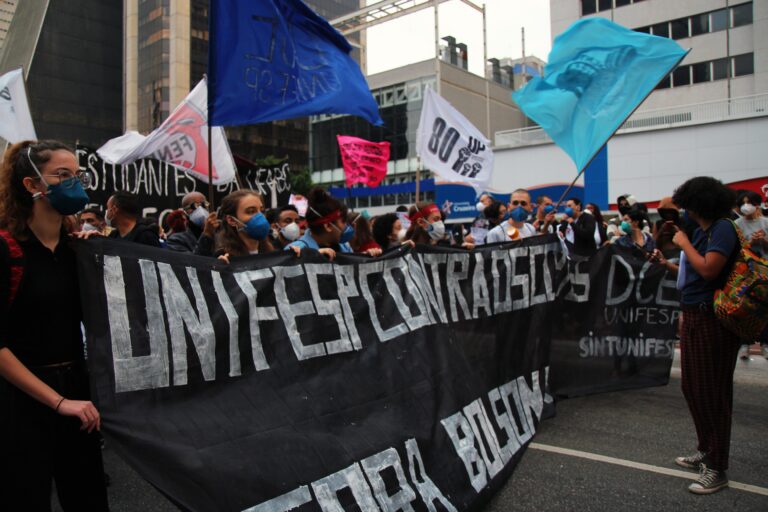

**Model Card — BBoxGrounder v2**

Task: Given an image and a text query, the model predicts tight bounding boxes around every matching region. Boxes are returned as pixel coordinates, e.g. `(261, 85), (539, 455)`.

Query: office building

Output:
(550, 0), (766, 109)
(0, 0), (123, 147)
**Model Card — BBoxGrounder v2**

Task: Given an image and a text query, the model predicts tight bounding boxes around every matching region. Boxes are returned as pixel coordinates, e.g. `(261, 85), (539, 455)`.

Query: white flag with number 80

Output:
(416, 87), (494, 194)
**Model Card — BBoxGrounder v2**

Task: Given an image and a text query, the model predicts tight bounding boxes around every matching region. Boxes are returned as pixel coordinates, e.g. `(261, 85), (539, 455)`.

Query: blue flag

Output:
(208, 0), (383, 126)
(512, 18), (687, 172)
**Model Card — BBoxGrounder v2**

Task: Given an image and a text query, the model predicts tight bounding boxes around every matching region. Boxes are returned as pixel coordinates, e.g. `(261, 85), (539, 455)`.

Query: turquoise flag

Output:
(512, 18), (687, 171)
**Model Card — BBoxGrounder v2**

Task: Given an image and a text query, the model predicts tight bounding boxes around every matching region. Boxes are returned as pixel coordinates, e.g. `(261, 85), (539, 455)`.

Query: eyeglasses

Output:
(511, 200), (528, 207)
(43, 170), (93, 189)
(27, 147), (92, 189)
(184, 201), (210, 212)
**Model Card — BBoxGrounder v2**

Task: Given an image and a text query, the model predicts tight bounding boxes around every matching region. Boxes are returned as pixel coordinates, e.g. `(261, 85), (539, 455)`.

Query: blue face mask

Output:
(240, 213), (270, 240)
(339, 224), (355, 244)
(45, 178), (90, 216)
(620, 221), (632, 233)
(509, 206), (528, 222)
(564, 207), (575, 217)
(542, 204), (555, 215)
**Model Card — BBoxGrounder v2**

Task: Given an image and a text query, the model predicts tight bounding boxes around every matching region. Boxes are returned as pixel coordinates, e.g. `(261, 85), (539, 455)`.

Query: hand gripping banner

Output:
(75, 237), (678, 511)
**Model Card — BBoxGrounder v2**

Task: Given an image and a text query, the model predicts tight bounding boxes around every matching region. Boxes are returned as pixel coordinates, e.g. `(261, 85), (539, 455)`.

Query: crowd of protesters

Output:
(1, 139), (767, 507)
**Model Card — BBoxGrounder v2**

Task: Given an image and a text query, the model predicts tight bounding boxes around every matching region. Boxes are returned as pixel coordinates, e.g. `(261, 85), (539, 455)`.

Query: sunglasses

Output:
(511, 200), (528, 207)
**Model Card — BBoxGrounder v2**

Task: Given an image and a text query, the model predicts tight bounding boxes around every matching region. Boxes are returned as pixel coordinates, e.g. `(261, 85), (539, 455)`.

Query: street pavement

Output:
(54, 348), (768, 511)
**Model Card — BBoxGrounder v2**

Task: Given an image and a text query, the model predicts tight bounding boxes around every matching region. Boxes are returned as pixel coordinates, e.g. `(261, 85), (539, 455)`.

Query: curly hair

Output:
(672, 177), (736, 222)
(215, 190), (274, 256)
(0, 140), (74, 238)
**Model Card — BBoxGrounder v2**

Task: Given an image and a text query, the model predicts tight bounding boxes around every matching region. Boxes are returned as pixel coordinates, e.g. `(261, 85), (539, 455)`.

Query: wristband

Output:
(55, 397), (65, 412)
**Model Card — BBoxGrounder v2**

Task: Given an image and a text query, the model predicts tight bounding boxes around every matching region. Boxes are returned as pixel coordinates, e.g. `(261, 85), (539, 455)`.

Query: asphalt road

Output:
(54, 349), (768, 512)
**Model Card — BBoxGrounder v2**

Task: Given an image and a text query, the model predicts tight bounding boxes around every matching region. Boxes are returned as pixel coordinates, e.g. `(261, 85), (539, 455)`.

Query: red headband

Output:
(309, 209), (342, 226)
(409, 204), (440, 222)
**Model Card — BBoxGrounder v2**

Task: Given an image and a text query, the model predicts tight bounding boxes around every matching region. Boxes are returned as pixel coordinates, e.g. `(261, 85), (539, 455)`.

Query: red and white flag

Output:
(337, 135), (390, 188)
(97, 79), (236, 184)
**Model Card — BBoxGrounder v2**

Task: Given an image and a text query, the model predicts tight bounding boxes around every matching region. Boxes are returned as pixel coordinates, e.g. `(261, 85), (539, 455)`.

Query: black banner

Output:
(549, 247), (679, 397)
(76, 146), (292, 223)
(75, 237), (677, 511)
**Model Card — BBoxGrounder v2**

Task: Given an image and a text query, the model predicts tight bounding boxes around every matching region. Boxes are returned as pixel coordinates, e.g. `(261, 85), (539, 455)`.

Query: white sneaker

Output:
(738, 345), (750, 360)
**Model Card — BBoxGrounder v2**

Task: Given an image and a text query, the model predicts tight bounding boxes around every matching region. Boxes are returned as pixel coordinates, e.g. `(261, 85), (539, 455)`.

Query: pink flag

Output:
(337, 135), (390, 188)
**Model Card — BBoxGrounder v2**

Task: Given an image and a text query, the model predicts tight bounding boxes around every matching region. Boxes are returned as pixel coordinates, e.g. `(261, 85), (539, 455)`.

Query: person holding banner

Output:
(405, 202), (449, 246)
(486, 190), (538, 244)
(212, 190), (275, 262)
(0, 141), (109, 509)
(286, 188), (353, 260)
(668, 177), (740, 495)
(346, 212), (382, 257)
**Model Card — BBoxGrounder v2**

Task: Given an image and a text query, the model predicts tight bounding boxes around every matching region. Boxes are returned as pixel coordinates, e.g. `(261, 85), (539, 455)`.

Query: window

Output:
(710, 9), (728, 32)
(651, 22), (669, 38)
(671, 18), (689, 39)
(731, 3), (752, 28)
(581, 0), (596, 15)
(655, 75), (671, 90)
(598, 0), (612, 11)
(733, 53), (754, 77)
(712, 58), (729, 80)
(673, 65), (690, 86)
(691, 13), (709, 36)
(691, 62), (711, 83)
(634, 26), (650, 34)
(615, 0), (631, 6)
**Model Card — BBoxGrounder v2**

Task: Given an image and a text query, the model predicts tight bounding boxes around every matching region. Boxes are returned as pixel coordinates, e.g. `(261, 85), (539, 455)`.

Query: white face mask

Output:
(104, 209), (114, 228)
(188, 206), (209, 227)
(81, 222), (100, 233)
(476, 202), (486, 213)
(740, 203), (756, 216)
(280, 222), (301, 241)
(427, 220), (445, 240)
(397, 228), (407, 242)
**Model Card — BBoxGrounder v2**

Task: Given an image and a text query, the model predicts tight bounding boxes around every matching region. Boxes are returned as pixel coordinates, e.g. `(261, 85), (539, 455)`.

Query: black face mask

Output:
(657, 208), (679, 222)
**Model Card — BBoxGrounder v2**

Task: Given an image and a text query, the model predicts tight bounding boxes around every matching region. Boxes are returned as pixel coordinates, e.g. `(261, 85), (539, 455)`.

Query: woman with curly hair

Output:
(0, 141), (109, 509)
(660, 177), (740, 495)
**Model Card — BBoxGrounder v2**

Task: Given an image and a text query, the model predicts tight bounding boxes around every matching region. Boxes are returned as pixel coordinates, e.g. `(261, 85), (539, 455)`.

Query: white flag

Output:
(98, 79), (236, 184)
(416, 87), (494, 194)
(0, 68), (37, 143)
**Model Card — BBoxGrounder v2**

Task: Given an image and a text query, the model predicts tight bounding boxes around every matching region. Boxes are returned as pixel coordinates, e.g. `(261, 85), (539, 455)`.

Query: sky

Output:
(364, 0), (553, 77)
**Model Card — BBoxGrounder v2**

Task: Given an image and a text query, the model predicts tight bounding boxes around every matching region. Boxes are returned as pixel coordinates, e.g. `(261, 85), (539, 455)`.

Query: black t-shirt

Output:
(0, 231), (84, 366)
(109, 223), (161, 247)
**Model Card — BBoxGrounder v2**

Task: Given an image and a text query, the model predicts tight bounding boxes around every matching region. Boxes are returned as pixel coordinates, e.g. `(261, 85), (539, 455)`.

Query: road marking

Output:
(530, 443), (768, 497)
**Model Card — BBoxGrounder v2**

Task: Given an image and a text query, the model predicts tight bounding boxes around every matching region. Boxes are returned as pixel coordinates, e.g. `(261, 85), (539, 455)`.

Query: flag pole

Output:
(415, 157), (421, 203)
(207, 124), (214, 208)
(552, 48), (690, 211)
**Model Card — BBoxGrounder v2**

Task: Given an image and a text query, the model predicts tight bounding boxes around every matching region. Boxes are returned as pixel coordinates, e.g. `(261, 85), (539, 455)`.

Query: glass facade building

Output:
(24, 0), (123, 146)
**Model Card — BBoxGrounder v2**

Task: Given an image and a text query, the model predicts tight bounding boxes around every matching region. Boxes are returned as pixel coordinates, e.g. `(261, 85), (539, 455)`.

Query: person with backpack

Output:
(0, 141), (109, 509)
(665, 177), (741, 495)
(734, 191), (768, 360)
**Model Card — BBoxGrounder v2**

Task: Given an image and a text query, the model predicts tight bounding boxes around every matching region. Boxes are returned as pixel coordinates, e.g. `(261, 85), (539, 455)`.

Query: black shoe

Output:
(675, 451), (706, 470)
(688, 464), (728, 495)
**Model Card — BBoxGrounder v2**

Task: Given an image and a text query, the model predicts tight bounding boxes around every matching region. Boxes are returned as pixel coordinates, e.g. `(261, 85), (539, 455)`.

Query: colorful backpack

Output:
(713, 220), (768, 340)
(0, 229), (25, 306)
